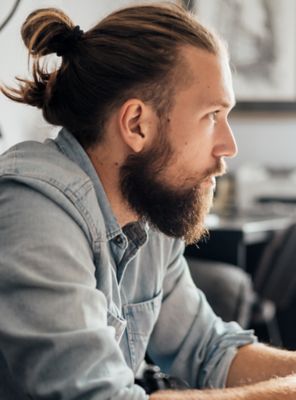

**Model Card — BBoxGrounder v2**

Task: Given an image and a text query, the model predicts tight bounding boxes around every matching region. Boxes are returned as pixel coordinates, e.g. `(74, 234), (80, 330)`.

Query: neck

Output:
(86, 145), (139, 228)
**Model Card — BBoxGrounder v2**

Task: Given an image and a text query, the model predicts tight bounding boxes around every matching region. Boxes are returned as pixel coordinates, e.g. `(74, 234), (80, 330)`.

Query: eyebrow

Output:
(205, 99), (236, 109)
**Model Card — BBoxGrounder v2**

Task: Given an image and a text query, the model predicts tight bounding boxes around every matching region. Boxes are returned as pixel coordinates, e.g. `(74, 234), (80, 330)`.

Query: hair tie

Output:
(72, 25), (84, 40)
(56, 25), (84, 57)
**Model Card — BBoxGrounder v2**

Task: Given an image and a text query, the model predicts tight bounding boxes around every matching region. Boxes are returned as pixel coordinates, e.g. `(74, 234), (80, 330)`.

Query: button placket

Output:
(113, 234), (127, 249)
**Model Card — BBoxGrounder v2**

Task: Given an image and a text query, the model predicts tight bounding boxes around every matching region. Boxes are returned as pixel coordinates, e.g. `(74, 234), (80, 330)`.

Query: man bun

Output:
(21, 8), (76, 57)
(1, 8), (83, 110)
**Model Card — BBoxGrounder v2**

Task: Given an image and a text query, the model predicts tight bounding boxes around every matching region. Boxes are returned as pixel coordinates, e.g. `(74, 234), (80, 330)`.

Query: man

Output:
(0, 3), (296, 399)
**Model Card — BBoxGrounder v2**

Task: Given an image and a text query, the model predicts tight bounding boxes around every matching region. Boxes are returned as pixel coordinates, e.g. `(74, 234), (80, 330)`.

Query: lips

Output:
(202, 176), (216, 189)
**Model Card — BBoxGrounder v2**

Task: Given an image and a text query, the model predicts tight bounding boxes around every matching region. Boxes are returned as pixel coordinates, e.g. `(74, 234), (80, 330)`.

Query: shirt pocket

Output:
(123, 290), (163, 373)
(107, 309), (127, 343)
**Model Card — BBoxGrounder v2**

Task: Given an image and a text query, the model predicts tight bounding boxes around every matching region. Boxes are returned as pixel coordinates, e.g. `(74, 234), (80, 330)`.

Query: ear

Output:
(118, 99), (157, 153)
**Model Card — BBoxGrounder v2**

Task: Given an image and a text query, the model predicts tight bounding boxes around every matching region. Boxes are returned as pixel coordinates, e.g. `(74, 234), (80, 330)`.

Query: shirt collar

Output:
(54, 128), (122, 240)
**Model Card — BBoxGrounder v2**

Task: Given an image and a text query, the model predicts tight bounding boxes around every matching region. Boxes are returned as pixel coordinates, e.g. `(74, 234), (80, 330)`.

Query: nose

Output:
(213, 120), (237, 159)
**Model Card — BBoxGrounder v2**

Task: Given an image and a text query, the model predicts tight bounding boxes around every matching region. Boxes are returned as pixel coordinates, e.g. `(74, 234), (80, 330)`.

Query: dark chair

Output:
(186, 257), (255, 328)
(252, 221), (296, 346)
(254, 222), (296, 309)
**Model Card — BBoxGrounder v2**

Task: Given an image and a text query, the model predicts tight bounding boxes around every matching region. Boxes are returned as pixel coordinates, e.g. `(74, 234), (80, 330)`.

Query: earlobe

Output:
(118, 99), (149, 153)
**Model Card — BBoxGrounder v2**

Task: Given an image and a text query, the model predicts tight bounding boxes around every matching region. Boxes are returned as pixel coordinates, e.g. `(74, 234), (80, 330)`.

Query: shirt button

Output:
(115, 235), (124, 245)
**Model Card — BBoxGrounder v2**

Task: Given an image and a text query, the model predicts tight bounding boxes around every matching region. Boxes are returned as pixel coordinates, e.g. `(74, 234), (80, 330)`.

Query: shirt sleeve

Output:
(0, 179), (148, 400)
(147, 238), (257, 389)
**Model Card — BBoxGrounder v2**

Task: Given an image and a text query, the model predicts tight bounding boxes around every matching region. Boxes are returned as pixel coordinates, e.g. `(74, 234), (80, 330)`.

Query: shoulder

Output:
(0, 139), (90, 192)
(0, 140), (105, 243)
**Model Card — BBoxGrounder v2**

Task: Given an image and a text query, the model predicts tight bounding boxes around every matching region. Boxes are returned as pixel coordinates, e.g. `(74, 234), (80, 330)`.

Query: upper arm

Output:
(0, 179), (146, 399)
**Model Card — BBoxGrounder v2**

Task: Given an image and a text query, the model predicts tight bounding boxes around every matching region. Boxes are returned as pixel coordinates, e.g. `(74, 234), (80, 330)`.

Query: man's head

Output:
(119, 46), (236, 243)
(1, 3), (237, 243)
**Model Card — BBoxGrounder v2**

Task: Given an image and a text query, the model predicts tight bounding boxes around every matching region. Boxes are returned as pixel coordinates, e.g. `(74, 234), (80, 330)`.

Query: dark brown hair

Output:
(1, 3), (221, 148)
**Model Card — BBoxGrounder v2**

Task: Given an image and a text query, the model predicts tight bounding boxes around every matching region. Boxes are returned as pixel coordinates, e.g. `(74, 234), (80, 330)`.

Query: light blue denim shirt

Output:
(0, 128), (256, 399)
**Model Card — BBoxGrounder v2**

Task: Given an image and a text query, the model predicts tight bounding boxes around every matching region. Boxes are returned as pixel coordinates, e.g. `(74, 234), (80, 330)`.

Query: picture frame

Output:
(190, 0), (296, 112)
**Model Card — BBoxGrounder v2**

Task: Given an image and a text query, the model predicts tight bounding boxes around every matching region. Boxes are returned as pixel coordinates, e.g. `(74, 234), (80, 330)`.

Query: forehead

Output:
(177, 45), (235, 109)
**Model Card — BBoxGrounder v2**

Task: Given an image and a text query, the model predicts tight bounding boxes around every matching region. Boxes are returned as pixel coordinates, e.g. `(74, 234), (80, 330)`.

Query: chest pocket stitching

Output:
(123, 290), (163, 372)
(106, 309), (127, 343)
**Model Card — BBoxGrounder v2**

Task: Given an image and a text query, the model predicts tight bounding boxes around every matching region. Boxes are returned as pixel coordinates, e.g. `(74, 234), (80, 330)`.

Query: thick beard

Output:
(120, 128), (222, 245)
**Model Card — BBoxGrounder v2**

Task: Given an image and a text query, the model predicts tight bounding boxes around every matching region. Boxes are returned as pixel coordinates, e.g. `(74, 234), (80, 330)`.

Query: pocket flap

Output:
(107, 310), (127, 342)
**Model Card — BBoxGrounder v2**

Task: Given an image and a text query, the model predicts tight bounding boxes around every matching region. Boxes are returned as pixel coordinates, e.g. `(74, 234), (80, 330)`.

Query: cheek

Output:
(167, 118), (214, 174)
(176, 138), (210, 170)
(171, 116), (213, 152)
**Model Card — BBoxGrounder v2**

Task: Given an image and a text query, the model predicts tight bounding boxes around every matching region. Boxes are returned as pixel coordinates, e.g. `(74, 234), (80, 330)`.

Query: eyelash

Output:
(209, 111), (219, 123)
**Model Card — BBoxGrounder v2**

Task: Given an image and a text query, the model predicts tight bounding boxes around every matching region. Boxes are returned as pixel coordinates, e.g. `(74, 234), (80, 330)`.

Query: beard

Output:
(120, 126), (225, 245)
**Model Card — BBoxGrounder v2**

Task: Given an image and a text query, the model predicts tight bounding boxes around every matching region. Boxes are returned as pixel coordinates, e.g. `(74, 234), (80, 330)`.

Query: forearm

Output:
(150, 375), (296, 400)
(227, 343), (296, 387)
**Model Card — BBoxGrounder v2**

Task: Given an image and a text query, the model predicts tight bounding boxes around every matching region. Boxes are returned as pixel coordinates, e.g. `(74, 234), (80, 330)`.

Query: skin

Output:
(88, 45), (296, 399)
(157, 47), (236, 191)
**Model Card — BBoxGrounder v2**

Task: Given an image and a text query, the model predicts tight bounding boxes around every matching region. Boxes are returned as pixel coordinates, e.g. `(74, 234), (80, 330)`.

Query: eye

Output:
(209, 111), (219, 124)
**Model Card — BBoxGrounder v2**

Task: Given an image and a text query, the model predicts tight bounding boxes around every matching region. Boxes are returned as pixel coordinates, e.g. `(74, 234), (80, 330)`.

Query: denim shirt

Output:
(0, 128), (256, 399)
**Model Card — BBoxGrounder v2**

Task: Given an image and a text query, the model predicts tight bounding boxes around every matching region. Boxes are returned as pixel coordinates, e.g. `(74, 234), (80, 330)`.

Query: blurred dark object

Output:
(277, 298), (296, 351)
(180, 0), (195, 12)
(257, 196), (296, 205)
(0, 1), (21, 32)
(212, 173), (237, 217)
(186, 257), (254, 328)
(135, 364), (190, 395)
(265, 166), (295, 178)
(249, 222), (296, 347)
(254, 222), (296, 310)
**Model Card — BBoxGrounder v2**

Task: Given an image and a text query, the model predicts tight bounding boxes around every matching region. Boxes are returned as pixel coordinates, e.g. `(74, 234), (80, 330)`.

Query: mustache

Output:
(201, 158), (227, 181)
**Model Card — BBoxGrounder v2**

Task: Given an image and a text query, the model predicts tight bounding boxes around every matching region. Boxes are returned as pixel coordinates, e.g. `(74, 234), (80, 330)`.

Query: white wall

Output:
(1, 0), (296, 170)
(228, 114), (296, 170)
